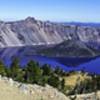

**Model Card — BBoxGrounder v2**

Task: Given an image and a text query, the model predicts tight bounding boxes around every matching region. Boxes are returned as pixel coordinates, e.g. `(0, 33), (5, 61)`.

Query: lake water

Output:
(0, 46), (100, 74)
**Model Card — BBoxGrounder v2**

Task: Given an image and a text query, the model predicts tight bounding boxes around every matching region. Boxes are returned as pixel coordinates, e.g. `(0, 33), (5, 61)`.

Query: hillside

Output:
(0, 74), (100, 100)
(0, 75), (69, 100)
(0, 17), (100, 48)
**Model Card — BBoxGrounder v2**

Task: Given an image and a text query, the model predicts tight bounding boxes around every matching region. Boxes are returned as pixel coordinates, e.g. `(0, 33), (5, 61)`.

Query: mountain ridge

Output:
(0, 17), (100, 48)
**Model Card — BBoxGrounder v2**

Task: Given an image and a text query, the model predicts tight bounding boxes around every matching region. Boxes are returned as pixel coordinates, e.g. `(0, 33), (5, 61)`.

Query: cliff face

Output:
(0, 17), (100, 47)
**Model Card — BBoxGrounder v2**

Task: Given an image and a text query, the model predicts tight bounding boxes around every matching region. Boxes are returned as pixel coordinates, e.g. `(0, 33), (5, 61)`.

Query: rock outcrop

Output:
(0, 75), (69, 100)
(0, 75), (100, 100)
(0, 17), (100, 48)
(70, 92), (100, 100)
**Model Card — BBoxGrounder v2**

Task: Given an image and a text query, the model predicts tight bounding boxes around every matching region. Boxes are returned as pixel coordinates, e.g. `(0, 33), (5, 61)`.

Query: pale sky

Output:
(0, 0), (100, 22)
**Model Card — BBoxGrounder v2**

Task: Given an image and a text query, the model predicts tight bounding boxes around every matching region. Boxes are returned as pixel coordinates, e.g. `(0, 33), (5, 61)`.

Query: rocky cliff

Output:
(0, 17), (100, 48)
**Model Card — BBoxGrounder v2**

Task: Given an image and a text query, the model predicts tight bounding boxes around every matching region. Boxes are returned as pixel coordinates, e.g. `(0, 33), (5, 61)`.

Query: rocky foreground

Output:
(73, 92), (100, 100)
(0, 75), (69, 100)
(0, 75), (100, 100)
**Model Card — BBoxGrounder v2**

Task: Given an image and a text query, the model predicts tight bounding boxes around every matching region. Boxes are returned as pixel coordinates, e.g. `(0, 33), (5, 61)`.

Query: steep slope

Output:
(0, 17), (100, 48)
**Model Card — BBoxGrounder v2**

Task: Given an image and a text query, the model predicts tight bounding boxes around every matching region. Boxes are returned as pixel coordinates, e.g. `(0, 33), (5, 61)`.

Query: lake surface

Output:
(0, 46), (100, 74)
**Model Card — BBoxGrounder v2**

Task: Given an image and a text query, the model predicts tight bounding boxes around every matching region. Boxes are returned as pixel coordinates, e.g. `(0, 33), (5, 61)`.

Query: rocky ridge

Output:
(0, 17), (100, 48)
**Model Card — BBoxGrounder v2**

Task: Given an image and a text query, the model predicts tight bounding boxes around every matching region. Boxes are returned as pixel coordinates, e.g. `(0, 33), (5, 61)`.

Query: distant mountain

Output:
(62, 22), (100, 27)
(0, 17), (100, 48)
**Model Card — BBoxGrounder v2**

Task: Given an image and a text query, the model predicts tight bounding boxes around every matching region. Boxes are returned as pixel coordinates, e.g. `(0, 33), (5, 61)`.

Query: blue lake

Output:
(0, 46), (100, 74)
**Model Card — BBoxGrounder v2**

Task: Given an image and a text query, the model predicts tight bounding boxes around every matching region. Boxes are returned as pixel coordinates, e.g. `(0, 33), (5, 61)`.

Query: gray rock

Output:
(19, 84), (29, 94)
(0, 17), (99, 48)
(8, 78), (14, 86)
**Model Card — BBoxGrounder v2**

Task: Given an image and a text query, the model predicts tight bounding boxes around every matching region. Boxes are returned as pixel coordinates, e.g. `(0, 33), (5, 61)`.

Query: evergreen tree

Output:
(61, 78), (65, 90)
(48, 74), (60, 88)
(5, 67), (12, 77)
(0, 60), (6, 76)
(10, 58), (20, 79)
(54, 67), (63, 76)
(26, 60), (43, 83)
(42, 64), (52, 76)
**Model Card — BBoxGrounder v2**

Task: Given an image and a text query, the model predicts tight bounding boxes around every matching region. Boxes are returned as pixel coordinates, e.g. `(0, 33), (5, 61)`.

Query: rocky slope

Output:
(0, 75), (69, 100)
(0, 75), (100, 100)
(70, 92), (100, 100)
(0, 17), (100, 48)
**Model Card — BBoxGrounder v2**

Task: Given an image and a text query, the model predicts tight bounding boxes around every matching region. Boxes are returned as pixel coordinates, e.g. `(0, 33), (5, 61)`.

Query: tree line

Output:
(0, 58), (100, 96)
(0, 58), (66, 93)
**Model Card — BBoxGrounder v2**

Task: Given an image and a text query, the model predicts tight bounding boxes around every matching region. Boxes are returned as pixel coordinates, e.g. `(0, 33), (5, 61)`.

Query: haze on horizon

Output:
(0, 0), (100, 22)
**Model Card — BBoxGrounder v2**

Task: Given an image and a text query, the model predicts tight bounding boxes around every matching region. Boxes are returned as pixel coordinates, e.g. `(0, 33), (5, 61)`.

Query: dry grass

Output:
(63, 72), (89, 87)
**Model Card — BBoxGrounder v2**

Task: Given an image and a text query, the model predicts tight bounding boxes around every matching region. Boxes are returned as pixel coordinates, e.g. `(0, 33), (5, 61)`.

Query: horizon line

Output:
(0, 16), (100, 23)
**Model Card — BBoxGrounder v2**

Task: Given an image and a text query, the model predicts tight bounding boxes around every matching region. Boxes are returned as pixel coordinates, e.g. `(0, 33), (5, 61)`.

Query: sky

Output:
(0, 0), (100, 22)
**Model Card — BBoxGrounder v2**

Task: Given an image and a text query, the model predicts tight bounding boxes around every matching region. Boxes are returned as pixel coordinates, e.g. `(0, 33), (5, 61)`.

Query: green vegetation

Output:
(0, 60), (6, 76)
(0, 59), (66, 94)
(0, 58), (100, 96)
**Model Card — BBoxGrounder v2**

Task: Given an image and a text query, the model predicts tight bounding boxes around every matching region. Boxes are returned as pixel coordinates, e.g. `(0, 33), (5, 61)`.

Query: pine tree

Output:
(26, 60), (43, 83)
(0, 60), (6, 76)
(55, 67), (63, 76)
(42, 64), (52, 76)
(48, 74), (60, 88)
(61, 78), (65, 90)
(10, 58), (20, 79)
